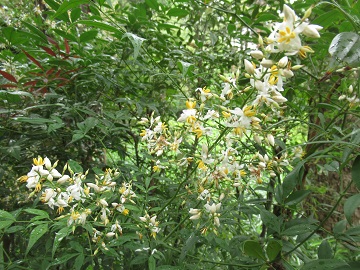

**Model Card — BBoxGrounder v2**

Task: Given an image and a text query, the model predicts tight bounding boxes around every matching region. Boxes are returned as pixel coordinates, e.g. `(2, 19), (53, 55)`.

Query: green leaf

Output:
(167, 8), (189, 17)
(148, 255), (156, 270)
(52, 29), (77, 42)
(0, 210), (16, 221)
(260, 209), (281, 234)
(145, 0), (159, 10)
(74, 20), (123, 35)
(123, 33), (146, 60)
(80, 30), (98, 43)
(344, 194), (360, 225)
(26, 224), (48, 256)
(266, 240), (282, 261)
(243, 240), (267, 261)
(284, 190), (311, 206)
(52, 226), (72, 257)
(0, 220), (15, 230)
(352, 155), (360, 189)
(281, 224), (317, 236)
(318, 240), (333, 259)
(281, 165), (303, 201)
(53, 0), (89, 19)
(71, 7), (82, 22)
(22, 21), (48, 43)
(73, 253), (85, 270)
(328, 32), (360, 71)
(177, 61), (193, 77)
(51, 253), (78, 266)
(23, 208), (49, 219)
(68, 159), (83, 173)
(301, 259), (348, 270)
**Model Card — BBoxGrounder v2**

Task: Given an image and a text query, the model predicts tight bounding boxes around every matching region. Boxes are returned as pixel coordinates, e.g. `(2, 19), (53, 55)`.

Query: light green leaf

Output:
(167, 8), (189, 17)
(123, 33), (146, 60)
(145, 0), (159, 10)
(328, 32), (360, 71)
(281, 165), (303, 201)
(53, 0), (89, 19)
(177, 61), (193, 77)
(0, 221), (15, 230)
(352, 155), (360, 189)
(243, 240), (267, 261)
(344, 194), (360, 225)
(26, 224), (48, 256)
(148, 255), (156, 270)
(0, 210), (16, 221)
(52, 226), (72, 257)
(318, 240), (333, 260)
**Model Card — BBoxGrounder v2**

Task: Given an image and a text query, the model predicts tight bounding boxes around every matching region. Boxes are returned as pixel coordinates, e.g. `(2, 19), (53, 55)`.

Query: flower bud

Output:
(244, 59), (255, 75)
(278, 56), (288, 68)
(260, 59), (274, 68)
(250, 50), (264, 60)
(267, 134), (275, 146)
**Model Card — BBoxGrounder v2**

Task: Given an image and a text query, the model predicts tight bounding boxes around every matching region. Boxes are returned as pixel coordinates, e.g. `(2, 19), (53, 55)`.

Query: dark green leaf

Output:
(285, 190), (311, 206)
(23, 208), (49, 219)
(301, 259), (348, 270)
(52, 226), (72, 257)
(344, 194), (360, 225)
(145, 0), (159, 10)
(73, 253), (84, 270)
(260, 209), (281, 234)
(26, 224), (48, 256)
(281, 224), (317, 236)
(0, 220), (15, 230)
(243, 240), (267, 261)
(318, 240), (333, 259)
(22, 21), (48, 42)
(70, 7), (82, 23)
(352, 155), (360, 189)
(51, 253), (78, 266)
(0, 210), (16, 221)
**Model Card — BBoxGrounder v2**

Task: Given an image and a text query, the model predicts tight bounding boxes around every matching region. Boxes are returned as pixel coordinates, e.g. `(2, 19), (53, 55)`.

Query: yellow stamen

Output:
(33, 156), (44, 166)
(18, 175), (28, 183)
(186, 100), (196, 109)
(278, 26), (296, 44)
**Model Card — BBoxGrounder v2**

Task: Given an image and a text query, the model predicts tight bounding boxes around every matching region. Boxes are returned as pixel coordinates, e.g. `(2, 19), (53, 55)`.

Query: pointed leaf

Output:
(74, 20), (123, 35)
(22, 21), (48, 42)
(318, 240), (333, 259)
(47, 36), (60, 50)
(243, 240), (267, 261)
(148, 255), (156, 270)
(328, 32), (360, 71)
(0, 70), (18, 83)
(52, 226), (72, 257)
(25, 224), (48, 256)
(68, 159), (83, 173)
(23, 50), (43, 69)
(266, 240), (282, 261)
(123, 33), (146, 60)
(302, 259), (348, 270)
(284, 190), (311, 206)
(352, 155), (360, 189)
(40, 46), (57, 57)
(344, 194), (360, 225)
(64, 39), (70, 54)
(52, 0), (88, 19)
(167, 8), (189, 17)
(0, 210), (16, 221)
(23, 208), (49, 219)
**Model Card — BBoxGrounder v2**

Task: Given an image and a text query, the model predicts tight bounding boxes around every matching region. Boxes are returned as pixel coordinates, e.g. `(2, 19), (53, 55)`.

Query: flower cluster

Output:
(19, 156), (140, 251)
(138, 4), (321, 234)
(266, 4), (322, 57)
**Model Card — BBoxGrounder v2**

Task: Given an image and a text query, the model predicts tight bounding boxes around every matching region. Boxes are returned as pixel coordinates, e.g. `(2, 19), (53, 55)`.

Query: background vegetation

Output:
(0, 0), (359, 269)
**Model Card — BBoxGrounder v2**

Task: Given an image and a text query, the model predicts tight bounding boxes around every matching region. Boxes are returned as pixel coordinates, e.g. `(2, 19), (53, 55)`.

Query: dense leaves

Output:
(0, 0), (359, 269)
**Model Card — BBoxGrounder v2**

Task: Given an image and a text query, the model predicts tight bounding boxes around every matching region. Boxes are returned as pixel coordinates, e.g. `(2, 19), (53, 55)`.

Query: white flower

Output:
(302, 24), (322, 38)
(250, 50), (264, 60)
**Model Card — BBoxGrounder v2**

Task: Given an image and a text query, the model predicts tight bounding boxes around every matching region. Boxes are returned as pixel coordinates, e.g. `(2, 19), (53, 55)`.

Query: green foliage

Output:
(0, 0), (360, 269)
